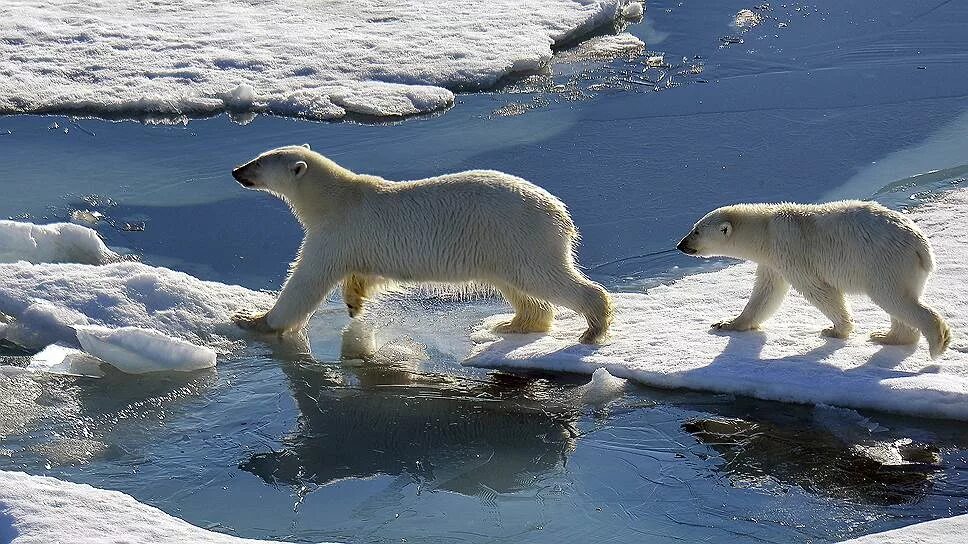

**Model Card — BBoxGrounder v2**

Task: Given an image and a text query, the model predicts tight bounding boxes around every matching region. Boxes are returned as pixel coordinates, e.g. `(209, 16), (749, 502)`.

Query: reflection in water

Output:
(241, 322), (578, 497)
(683, 416), (941, 505)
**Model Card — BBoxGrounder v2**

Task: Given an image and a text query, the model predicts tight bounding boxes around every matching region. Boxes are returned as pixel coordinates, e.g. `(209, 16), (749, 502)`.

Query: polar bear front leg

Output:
(714, 265), (789, 332)
(236, 257), (341, 334)
(798, 281), (854, 339)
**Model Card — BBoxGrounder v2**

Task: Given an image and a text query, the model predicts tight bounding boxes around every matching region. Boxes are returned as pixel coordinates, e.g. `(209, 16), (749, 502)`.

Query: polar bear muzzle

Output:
(232, 165), (256, 187)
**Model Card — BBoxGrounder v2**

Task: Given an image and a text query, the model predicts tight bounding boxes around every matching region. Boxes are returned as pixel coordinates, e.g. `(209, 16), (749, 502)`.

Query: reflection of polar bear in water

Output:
(231, 145), (612, 344)
(677, 200), (951, 358)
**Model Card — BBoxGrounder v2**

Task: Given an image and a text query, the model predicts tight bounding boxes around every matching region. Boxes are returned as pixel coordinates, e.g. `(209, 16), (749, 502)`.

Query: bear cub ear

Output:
(292, 161), (308, 178)
(718, 221), (733, 237)
(301, 143), (311, 149)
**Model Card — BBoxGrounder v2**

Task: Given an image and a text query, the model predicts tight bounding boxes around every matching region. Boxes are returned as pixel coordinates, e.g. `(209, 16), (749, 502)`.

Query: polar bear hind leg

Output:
(342, 274), (388, 318)
(493, 285), (555, 334)
(507, 266), (613, 345)
(868, 288), (950, 358)
(870, 317), (921, 346)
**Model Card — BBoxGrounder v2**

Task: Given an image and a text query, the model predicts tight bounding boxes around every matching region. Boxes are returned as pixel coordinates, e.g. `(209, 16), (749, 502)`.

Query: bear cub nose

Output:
(677, 240), (695, 255)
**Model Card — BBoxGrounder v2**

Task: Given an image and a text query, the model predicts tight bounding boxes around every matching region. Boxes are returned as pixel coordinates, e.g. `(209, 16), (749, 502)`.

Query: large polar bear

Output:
(677, 201), (951, 358)
(231, 145), (613, 344)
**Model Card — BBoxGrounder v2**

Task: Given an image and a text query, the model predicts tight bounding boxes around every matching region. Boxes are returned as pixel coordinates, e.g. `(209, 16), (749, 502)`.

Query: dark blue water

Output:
(1, 1), (968, 542)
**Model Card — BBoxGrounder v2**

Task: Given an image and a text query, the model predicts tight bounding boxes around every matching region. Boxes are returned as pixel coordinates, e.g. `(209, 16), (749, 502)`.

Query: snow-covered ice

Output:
(579, 33), (645, 58)
(0, 221), (118, 265)
(467, 188), (968, 421)
(840, 514), (968, 543)
(0, 470), (336, 544)
(0, 0), (626, 121)
(19, 344), (105, 378)
(75, 325), (217, 373)
(0, 261), (272, 352)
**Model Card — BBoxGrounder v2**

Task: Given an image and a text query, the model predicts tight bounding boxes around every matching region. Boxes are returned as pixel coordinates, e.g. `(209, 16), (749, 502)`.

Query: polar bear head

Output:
(677, 207), (737, 257)
(232, 144), (313, 196)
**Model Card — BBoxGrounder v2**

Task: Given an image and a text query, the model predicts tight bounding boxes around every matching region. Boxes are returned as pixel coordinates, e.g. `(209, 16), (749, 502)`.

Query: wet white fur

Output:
(678, 201), (951, 358)
(232, 145), (613, 344)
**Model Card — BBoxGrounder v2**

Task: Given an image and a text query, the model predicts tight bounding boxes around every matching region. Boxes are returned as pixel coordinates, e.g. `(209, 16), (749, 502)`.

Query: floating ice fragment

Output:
(75, 325), (217, 374)
(26, 344), (104, 378)
(734, 9), (763, 28)
(580, 367), (627, 403)
(622, 2), (643, 19)
(0, 220), (119, 265)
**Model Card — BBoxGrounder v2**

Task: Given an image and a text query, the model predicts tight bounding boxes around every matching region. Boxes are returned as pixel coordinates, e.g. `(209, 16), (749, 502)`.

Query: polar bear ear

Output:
(719, 221), (733, 238)
(301, 143), (311, 150)
(292, 161), (308, 179)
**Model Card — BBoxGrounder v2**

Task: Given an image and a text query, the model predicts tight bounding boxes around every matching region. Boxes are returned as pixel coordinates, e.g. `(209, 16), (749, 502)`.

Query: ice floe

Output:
(468, 188), (968, 420)
(0, 220), (118, 265)
(0, 261), (272, 352)
(0, 471), (334, 544)
(840, 514), (968, 544)
(0, 0), (627, 121)
(75, 325), (217, 374)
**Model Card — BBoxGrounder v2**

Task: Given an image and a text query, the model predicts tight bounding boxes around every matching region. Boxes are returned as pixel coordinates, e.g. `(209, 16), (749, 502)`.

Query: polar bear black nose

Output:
(232, 167), (253, 187)
(677, 240), (696, 255)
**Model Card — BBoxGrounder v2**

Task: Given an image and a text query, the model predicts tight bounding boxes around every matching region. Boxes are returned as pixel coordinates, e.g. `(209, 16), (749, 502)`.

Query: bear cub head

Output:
(677, 207), (736, 257)
(232, 143), (313, 195)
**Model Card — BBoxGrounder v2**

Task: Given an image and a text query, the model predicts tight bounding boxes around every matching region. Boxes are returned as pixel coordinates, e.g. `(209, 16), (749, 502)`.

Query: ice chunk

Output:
(840, 514), (968, 543)
(468, 188), (968, 421)
(0, 220), (118, 265)
(0, 261), (273, 352)
(0, 0), (626, 121)
(24, 344), (104, 378)
(579, 33), (645, 58)
(579, 367), (627, 403)
(75, 325), (216, 374)
(733, 9), (763, 29)
(621, 2), (644, 19)
(0, 470), (339, 544)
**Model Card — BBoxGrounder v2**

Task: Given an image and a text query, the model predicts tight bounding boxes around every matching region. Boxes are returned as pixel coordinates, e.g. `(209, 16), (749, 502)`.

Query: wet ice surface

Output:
(2, 0), (968, 542)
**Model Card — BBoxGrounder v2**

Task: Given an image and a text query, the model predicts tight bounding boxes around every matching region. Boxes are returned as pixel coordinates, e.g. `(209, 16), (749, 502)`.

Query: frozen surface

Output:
(841, 514), (968, 543)
(0, 261), (272, 351)
(0, 470), (332, 544)
(0, 221), (118, 265)
(468, 188), (968, 420)
(19, 344), (104, 378)
(0, 0), (624, 121)
(75, 325), (217, 373)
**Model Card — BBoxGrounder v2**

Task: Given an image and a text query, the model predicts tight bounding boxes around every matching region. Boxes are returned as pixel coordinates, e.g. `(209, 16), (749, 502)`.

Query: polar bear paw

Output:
(233, 311), (279, 335)
(711, 320), (755, 332)
(492, 319), (551, 335)
(821, 325), (852, 339)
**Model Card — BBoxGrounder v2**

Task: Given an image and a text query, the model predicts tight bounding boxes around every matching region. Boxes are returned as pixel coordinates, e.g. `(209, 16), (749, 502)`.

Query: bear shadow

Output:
(703, 328), (926, 381)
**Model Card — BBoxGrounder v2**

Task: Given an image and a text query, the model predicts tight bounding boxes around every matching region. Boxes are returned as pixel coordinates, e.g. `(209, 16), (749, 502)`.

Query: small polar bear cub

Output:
(231, 144), (613, 344)
(677, 200), (951, 358)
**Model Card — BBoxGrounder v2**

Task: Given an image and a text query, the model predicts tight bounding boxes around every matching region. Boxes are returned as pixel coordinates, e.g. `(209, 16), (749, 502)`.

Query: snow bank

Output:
(468, 188), (968, 421)
(0, 0), (625, 121)
(840, 515), (968, 543)
(0, 221), (118, 265)
(0, 471), (336, 544)
(75, 325), (217, 373)
(0, 261), (272, 352)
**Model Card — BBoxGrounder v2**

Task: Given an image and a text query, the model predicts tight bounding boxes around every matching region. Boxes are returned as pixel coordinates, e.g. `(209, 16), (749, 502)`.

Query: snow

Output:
(0, 471), (337, 544)
(0, 261), (272, 352)
(467, 188), (968, 421)
(840, 514), (968, 544)
(0, 221), (119, 265)
(75, 325), (217, 373)
(0, 0), (626, 122)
